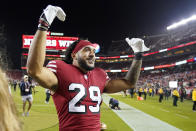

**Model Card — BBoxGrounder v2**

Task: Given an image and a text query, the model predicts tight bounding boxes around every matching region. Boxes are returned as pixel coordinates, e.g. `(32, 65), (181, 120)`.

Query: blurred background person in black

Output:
(45, 89), (51, 104)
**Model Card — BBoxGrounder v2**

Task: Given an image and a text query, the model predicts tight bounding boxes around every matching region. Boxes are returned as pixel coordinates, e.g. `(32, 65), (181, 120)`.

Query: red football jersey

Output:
(46, 60), (108, 131)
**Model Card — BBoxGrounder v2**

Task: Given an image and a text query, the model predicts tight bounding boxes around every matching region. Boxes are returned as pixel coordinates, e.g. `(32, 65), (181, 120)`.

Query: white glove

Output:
(125, 38), (150, 53)
(38, 5), (66, 31)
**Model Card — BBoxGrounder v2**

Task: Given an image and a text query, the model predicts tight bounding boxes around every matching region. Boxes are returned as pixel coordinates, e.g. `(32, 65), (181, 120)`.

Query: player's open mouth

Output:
(87, 58), (95, 64)
(88, 60), (94, 64)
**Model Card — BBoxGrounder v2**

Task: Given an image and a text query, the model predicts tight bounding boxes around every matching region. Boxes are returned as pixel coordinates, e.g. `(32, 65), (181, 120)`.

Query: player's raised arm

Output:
(27, 5), (66, 91)
(104, 38), (150, 93)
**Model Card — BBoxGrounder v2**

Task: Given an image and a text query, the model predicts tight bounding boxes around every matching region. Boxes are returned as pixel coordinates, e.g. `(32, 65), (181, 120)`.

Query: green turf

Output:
(100, 103), (132, 131)
(110, 94), (196, 131)
(12, 86), (131, 131)
(13, 85), (196, 131)
(13, 86), (59, 131)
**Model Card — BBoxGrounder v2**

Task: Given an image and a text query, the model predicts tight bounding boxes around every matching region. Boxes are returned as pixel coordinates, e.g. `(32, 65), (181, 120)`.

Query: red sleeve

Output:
(46, 60), (63, 95)
(99, 68), (110, 81)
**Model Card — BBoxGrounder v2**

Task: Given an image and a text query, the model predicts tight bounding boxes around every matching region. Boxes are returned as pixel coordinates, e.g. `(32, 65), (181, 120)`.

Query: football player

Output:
(27, 5), (149, 131)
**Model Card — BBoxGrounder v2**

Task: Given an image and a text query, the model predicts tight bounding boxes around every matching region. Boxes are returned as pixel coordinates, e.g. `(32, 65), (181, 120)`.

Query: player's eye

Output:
(84, 47), (90, 51)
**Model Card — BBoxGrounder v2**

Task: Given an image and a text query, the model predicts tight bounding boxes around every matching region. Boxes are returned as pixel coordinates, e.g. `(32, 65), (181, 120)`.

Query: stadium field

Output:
(110, 94), (196, 131)
(12, 86), (196, 131)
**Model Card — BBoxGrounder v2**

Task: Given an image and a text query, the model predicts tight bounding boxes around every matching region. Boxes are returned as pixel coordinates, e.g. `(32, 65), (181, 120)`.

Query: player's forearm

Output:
(125, 59), (142, 88)
(27, 30), (47, 76)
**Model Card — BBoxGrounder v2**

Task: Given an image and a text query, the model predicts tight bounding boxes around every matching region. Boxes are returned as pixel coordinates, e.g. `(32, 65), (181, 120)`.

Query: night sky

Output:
(1, 0), (196, 69)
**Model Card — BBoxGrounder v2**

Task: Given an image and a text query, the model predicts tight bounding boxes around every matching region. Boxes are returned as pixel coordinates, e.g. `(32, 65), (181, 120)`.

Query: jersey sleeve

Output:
(95, 68), (110, 93)
(46, 60), (66, 94)
(46, 60), (58, 74)
(99, 68), (110, 81)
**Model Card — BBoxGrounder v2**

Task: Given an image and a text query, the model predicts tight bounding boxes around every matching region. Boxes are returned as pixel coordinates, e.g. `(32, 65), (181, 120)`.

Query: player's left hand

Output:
(125, 38), (150, 53)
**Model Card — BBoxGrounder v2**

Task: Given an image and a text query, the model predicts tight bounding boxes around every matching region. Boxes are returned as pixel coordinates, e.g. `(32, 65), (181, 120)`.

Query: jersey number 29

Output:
(68, 83), (101, 114)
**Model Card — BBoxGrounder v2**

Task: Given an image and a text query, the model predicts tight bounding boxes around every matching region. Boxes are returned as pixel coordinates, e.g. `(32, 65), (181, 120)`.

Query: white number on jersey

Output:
(89, 86), (101, 113)
(68, 83), (101, 113)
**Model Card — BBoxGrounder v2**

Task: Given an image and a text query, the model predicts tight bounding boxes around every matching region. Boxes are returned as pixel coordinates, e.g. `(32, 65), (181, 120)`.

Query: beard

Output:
(78, 57), (95, 71)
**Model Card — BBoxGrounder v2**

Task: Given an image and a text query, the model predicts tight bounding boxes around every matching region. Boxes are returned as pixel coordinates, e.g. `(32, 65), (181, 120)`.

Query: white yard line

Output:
(102, 94), (182, 131)
(159, 108), (170, 113)
(175, 113), (189, 119)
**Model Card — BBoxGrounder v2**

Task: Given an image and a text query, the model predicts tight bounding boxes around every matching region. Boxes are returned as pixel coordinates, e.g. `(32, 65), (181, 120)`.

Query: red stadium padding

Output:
(104, 58), (195, 72)
(96, 41), (196, 59)
(21, 57), (196, 71)
(22, 53), (64, 57)
(154, 64), (175, 69)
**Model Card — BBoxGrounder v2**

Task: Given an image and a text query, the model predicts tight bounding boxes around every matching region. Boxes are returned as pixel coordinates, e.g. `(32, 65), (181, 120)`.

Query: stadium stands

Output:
(95, 23), (196, 98)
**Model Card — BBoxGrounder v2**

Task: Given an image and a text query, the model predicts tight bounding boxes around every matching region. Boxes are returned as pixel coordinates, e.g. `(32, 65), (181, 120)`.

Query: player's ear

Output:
(71, 53), (77, 60)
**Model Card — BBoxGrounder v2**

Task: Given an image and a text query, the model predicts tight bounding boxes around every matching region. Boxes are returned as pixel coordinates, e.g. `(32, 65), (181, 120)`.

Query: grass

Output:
(12, 86), (131, 131)
(110, 94), (196, 131)
(12, 86), (196, 131)
(13, 86), (58, 131)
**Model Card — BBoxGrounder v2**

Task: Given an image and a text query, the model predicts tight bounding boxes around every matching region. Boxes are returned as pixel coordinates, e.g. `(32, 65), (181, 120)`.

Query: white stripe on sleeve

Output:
(46, 64), (57, 68)
(48, 68), (57, 73)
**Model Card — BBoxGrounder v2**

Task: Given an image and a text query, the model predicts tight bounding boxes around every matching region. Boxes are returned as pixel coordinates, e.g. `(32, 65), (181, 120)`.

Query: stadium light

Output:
(167, 15), (196, 30)
(175, 60), (187, 65)
(144, 66), (154, 71)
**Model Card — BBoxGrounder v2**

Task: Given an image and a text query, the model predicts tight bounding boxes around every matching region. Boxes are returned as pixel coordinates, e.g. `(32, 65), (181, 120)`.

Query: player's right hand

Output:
(125, 38), (150, 53)
(38, 5), (66, 31)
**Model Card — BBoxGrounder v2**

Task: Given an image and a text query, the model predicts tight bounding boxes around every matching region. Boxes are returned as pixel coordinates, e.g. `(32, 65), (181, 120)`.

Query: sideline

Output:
(102, 94), (182, 131)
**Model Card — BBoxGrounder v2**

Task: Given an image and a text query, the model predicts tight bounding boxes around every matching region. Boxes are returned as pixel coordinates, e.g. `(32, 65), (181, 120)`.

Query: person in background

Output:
(165, 87), (170, 100)
(158, 87), (164, 103)
(192, 86), (196, 112)
(45, 89), (51, 104)
(172, 88), (180, 106)
(129, 88), (134, 98)
(19, 75), (35, 116)
(152, 87), (155, 97)
(149, 87), (152, 96)
(0, 68), (22, 131)
(144, 87), (147, 100)
(109, 98), (121, 110)
(13, 80), (17, 92)
(28, 76), (36, 92)
(138, 87), (143, 97)
(179, 87), (186, 102)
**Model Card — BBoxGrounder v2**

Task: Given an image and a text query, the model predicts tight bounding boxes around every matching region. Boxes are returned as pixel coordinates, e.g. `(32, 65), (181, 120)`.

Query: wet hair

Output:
(63, 40), (80, 64)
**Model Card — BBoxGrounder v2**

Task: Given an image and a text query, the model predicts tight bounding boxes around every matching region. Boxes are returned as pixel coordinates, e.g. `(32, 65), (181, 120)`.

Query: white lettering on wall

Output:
(23, 38), (76, 49)
(58, 40), (74, 47)
(46, 40), (57, 47)
(24, 39), (33, 45)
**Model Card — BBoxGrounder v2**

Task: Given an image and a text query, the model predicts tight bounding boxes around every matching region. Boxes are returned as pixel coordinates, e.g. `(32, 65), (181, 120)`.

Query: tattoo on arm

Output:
(125, 59), (142, 87)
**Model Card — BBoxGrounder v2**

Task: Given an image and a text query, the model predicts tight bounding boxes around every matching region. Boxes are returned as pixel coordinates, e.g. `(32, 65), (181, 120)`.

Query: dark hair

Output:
(63, 40), (80, 64)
